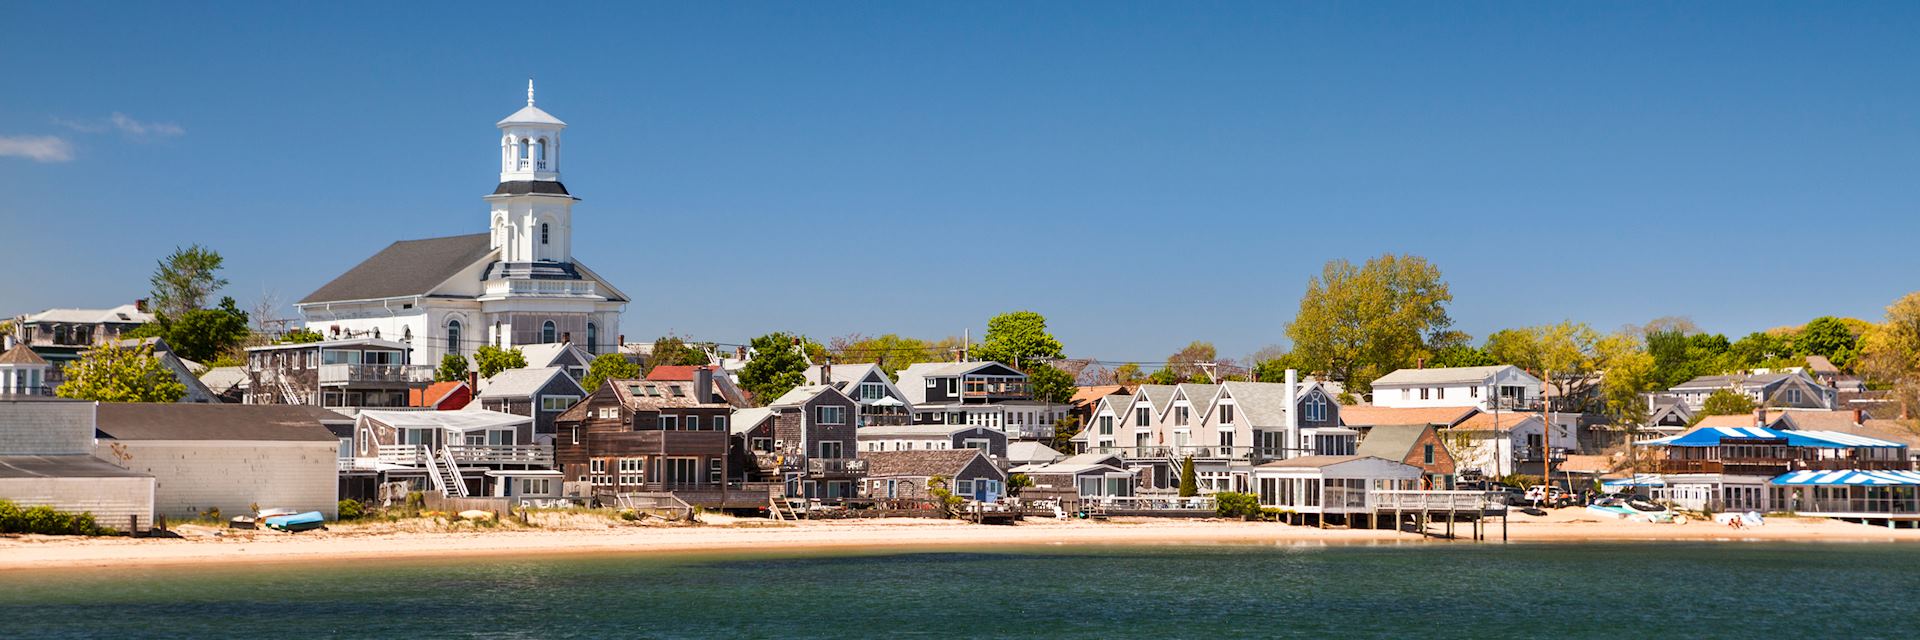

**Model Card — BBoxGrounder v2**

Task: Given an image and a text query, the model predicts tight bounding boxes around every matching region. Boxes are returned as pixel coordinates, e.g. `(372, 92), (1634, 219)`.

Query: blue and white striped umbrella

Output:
(1771, 470), (1920, 486)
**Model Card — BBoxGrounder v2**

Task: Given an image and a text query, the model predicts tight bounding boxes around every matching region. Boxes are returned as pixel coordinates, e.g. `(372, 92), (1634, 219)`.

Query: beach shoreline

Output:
(5, 510), (1920, 572)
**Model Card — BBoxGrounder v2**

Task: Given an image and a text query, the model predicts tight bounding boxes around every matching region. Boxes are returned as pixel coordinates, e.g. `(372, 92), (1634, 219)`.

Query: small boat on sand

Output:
(262, 511), (327, 532)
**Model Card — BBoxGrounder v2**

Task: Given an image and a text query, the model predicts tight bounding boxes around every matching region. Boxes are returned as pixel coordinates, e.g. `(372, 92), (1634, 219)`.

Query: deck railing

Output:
(371, 443), (553, 467)
(1371, 490), (1490, 511)
(318, 363), (433, 385)
(807, 458), (868, 475)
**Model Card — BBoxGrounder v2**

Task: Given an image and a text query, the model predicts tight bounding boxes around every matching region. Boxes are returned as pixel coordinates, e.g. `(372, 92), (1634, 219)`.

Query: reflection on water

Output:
(2, 543), (1918, 639)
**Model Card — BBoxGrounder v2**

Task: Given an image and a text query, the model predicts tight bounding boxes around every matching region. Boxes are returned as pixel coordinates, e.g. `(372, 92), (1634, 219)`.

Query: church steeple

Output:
(488, 81), (575, 264)
(496, 79), (566, 183)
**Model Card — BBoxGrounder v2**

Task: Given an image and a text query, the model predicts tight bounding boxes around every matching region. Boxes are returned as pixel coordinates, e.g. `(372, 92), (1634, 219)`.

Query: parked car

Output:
(1487, 487), (1527, 507)
(1524, 485), (1575, 508)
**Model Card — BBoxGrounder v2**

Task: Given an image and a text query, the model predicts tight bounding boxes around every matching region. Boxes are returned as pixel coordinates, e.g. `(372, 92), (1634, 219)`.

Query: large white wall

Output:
(97, 441), (339, 519)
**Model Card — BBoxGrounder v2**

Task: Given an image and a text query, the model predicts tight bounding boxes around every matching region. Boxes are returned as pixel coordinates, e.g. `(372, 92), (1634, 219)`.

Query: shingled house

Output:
(860, 449), (1007, 503)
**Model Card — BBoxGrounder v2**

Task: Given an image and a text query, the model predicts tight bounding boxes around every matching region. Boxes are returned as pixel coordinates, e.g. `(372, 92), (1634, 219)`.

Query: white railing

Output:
(318, 364), (433, 385)
(1005, 423), (1055, 440)
(370, 443), (553, 468)
(1083, 495), (1217, 511)
(483, 279), (598, 297)
(1371, 490), (1491, 511)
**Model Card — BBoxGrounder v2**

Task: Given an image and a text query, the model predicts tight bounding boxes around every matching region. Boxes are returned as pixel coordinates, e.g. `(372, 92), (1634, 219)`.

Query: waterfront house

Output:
(1437, 411), (1581, 479)
(1011, 453), (1135, 499)
(551, 378), (736, 504)
(1250, 455), (1424, 526)
(856, 423), (1008, 457)
(1371, 365), (1544, 411)
(759, 385), (865, 500)
(861, 449), (1007, 503)
(1112, 373), (1341, 494)
(805, 362), (913, 427)
(349, 409), (554, 500)
(0, 398), (155, 532)
(243, 337), (430, 410)
(94, 403), (347, 519)
(897, 361), (1068, 441)
(1634, 426), (1910, 514)
(1355, 424), (1458, 489)
(476, 366), (586, 444)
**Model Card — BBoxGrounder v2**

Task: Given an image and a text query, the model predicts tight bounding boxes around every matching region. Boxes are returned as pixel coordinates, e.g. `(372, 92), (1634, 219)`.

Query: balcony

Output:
(318, 364), (433, 386)
(1516, 447), (1570, 463)
(962, 380), (1030, 399)
(807, 458), (868, 476)
(1, 385), (55, 397)
(482, 279), (598, 298)
(1006, 423), (1055, 440)
(371, 444), (553, 468)
(1091, 445), (1267, 462)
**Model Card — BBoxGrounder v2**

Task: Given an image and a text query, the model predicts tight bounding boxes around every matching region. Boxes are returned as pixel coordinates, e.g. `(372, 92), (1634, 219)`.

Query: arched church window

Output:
(447, 320), (462, 355)
(586, 323), (598, 355)
(402, 326), (412, 343)
(541, 223), (550, 245)
(535, 138), (547, 169)
(542, 321), (557, 344)
(520, 138), (532, 159)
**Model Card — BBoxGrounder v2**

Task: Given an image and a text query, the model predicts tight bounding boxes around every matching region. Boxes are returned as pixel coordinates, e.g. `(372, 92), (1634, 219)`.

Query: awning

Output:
(1771, 470), (1920, 486)
(1639, 427), (1905, 449)
(1602, 474), (1665, 489)
(867, 397), (906, 407)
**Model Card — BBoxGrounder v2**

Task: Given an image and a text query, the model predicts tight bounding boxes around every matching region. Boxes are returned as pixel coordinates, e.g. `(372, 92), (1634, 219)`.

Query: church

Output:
(296, 83), (629, 367)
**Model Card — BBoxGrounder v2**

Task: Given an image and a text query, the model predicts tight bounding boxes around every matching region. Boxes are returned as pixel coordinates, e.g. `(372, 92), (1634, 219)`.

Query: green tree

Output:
(739, 332), (813, 405)
(643, 336), (710, 375)
(582, 352), (641, 392)
(973, 311), (1065, 367)
(157, 297), (251, 363)
(1485, 321), (1611, 413)
(1285, 254), (1452, 393)
(1597, 332), (1658, 430)
(1146, 368), (1182, 385)
(56, 341), (186, 403)
(281, 328), (324, 344)
(1795, 316), (1861, 370)
(149, 244), (229, 319)
(434, 353), (469, 383)
(474, 345), (527, 378)
(1429, 343), (1497, 368)
(1729, 331), (1792, 369)
(1049, 415), (1081, 454)
(1111, 363), (1145, 384)
(827, 333), (959, 378)
(1699, 390), (1757, 417)
(1177, 456), (1198, 497)
(1024, 362), (1077, 404)
(1862, 292), (1920, 418)
(1164, 341), (1219, 382)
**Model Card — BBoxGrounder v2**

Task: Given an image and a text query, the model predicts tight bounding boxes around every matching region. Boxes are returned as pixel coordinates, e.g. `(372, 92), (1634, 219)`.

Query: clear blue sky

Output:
(4, 2), (1917, 362)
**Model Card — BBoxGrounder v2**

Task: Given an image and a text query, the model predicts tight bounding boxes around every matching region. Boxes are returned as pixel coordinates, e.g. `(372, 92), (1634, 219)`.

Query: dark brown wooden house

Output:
(552, 378), (735, 499)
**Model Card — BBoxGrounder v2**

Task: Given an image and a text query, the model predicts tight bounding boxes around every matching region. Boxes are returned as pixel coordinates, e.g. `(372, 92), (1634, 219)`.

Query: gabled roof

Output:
(95, 404), (346, 442)
(1069, 385), (1131, 408)
(1214, 381), (1312, 426)
(519, 343), (592, 369)
(1804, 355), (1840, 375)
(646, 365), (708, 381)
(1340, 405), (1477, 428)
(896, 361), (1023, 405)
(1766, 409), (1861, 431)
(610, 378), (731, 411)
(198, 365), (249, 394)
(478, 366), (582, 399)
(1163, 384), (1221, 420)
(1372, 365), (1520, 387)
(411, 381), (471, 409)
(1450, 411), (1543, 432)
(1355, 424), (1432, 461)
(1006, 441), (1066, 465)
(805, 363), (881, 387)
(1133, 385), (1178, 414)
(298, 233), (496, 304)
(862, 449), (998, 479)
(358, 409), (531, 433)
(19, 303), (152, 325)
(768, 384), (850, 408)
(729, 407), (775, 434)
(0, 344), (49, 366)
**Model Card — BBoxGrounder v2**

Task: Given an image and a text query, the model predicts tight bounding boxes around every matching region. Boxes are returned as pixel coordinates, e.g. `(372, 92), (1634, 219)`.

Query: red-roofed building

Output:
(645, 365), (704, 382)
(643, 365), (751, 407)
(409, 381), (471, 410)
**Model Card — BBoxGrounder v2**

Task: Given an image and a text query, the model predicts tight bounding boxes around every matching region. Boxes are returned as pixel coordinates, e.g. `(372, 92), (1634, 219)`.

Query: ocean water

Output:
(2, 542), (1917, 639)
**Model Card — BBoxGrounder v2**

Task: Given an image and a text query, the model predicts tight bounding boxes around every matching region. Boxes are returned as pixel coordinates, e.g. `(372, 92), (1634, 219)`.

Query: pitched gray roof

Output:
(94, 404), (346, 442)
(0, 455), (151, 479)
(1372, 365), (1513, 387)
(1218, 381), (1300, 426)
(298, 233), (494, 304)
(478, 366), (582, 399)
(1135, 385), (1177, 413)
(1355, 424), (1429, 460)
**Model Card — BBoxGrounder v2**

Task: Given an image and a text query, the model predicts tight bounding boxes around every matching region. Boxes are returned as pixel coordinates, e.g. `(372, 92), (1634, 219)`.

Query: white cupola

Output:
(487, 80), (576, 264)
(497, 80), (566, 183)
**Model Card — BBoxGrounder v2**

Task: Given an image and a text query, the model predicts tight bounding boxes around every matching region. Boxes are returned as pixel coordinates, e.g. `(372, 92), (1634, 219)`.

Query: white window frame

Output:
(541, 395), (579, 412)
(817, 405), (846, 425)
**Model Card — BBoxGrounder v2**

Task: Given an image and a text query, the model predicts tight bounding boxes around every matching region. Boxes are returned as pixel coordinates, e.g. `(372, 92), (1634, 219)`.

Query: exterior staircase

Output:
(274, 375), (302, 405)
(769, 497), (802, 521)
(427, 447), (469, 497)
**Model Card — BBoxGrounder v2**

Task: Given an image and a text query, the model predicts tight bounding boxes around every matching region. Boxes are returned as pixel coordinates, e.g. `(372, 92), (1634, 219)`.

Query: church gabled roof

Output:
(298, 233), (495, 304)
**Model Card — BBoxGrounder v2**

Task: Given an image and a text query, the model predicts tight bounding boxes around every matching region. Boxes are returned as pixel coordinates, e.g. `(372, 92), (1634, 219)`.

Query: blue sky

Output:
(3, 2), (1917, 362)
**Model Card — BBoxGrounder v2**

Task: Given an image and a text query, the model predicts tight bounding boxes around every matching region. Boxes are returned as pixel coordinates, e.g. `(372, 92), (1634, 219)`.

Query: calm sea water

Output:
(2, 542), (1916, 639)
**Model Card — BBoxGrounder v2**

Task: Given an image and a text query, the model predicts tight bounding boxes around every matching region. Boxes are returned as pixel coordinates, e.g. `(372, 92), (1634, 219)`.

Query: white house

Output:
(296, 83), (629, 367)
(1370, 365), (1543, 411)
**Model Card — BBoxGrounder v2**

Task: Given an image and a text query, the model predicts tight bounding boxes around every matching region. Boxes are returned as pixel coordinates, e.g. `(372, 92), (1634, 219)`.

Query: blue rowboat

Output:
(262, 511), (326, 532)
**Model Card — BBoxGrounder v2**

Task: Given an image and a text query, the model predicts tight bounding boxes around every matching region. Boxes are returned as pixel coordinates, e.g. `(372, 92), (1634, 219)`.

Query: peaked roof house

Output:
(896, 361), (1067, 441)
(476, 366), (587, 443)
(93, 404), (347, 519)
(295, 85), (629, 370)
(519, 342), (596, 383)
(806, 363), (912, 427)
(0, 342), (53, 397)
(8, 303), (155, 368)
(1371, 365), (1543, 411)
(1355, 424), (1457, 488)
(1666, 372), (1837, 411)
(861, 449), (1008, 503)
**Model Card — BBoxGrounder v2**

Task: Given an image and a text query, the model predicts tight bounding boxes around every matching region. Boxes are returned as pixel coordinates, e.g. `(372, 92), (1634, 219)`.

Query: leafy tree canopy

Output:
(434, 353), (469, 383)
(739, 332), (815, 405)
(1699, 389), (1757, 418)
(56, 341), (186, 403)
(643, 336), (710, 375)
(1024, 362), (1077, 404)
(474, 345), (527, 379)
(149, 244), (229, 320)
(126, 297), (251, 364)
(1429, 343), (1497, 368)
(1285, 254), (1452, 393)
(583, 352), (642, 392)
(973, 311), (1064, 367)
(281, 328), (325, 344)
(828, 333), (960, 379)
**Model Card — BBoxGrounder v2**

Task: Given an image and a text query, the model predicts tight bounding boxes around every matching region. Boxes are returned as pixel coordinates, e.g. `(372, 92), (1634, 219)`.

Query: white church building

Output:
(296, 84), (629, 367)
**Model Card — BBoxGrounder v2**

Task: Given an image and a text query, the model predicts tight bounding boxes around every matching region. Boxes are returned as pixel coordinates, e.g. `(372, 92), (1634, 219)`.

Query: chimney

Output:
(561, 332), (570, 344)
(134, 299), (148, 313)
(694, 366), (714, 404)
(468, 370), (479, 397)
(1853, 408), (1864, 425)
(1416, 357), (1426, 369)
(1283, 368), (1299, 432)
(617, 334), (625, 347)
(821, 360), (831, 385)
(736, 345), (747, 361)
(1753, 407), (1766, 428)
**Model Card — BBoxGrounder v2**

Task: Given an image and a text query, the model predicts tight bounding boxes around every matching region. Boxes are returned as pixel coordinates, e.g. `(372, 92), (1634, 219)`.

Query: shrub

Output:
(338, 499), (365, 520)
(1213, 492), (1261, 519)
(0, 500), (108, 535)
(404, 491), (426, 516)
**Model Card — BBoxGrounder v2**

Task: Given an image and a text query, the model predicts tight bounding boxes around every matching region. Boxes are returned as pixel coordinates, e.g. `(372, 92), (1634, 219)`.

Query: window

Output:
(541, 320), (556, 344)
(1176, 407), (1190, 425)
(1436, 387), (1444, 400)
(1099, 416), (1114, 435)
(586, 323), (598, 354)
(1420, 388), (1430, 400)
(957, 479), (975, 496)
(1786, 388), (1803, 403)
(819, 441), (844, 459)
(541, 395), (579, 412)
(658, 415), (680, 430)
(1136, 407), (1150, 427)
(1220, 405), (1235, 424)
(1219, 430), (1235, 448)
(597, 407), (618, 420)
(571, 427), (579, 445)
(709, 458), (722, 483)
(1471, 385), (1480, 398)
(1423, 444), (1435, 464)
(859, 382), (886, 401)
(541, 222), (550, 245)
(686, 416), (701, 430)
(1304, 396), (1328, 422)
(518, 478), (552, 496)
(714, 416), (728, 432)
(589, 458), (610, 486)
(619, 458), (644, 485)
(963, 438), (991, 450)
(1402, 389), (1410, 400)
(817, 406), (846, 425)
(751, 437), (773, 452)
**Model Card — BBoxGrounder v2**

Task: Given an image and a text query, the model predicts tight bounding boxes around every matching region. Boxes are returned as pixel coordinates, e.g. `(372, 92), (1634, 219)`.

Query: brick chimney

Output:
(1753, 407), (1766, 428)
(694, 366), (714, 404)
(1853, 408), (1865, 425)
(561, 332), (570, 344)
(134, 298), (148, 313)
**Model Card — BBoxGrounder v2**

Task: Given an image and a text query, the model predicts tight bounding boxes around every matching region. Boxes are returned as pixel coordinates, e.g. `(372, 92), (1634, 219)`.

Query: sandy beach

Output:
(4, 509), (1918, 572)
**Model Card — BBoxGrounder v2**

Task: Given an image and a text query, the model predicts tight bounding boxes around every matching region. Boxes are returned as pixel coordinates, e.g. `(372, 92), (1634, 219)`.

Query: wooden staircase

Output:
(769, 497), (803, 522)
(427, 447), (468, 497)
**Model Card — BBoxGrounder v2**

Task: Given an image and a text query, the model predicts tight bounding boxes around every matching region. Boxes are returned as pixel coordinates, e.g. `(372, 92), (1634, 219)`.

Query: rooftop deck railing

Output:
(318, 363), (433, 385)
